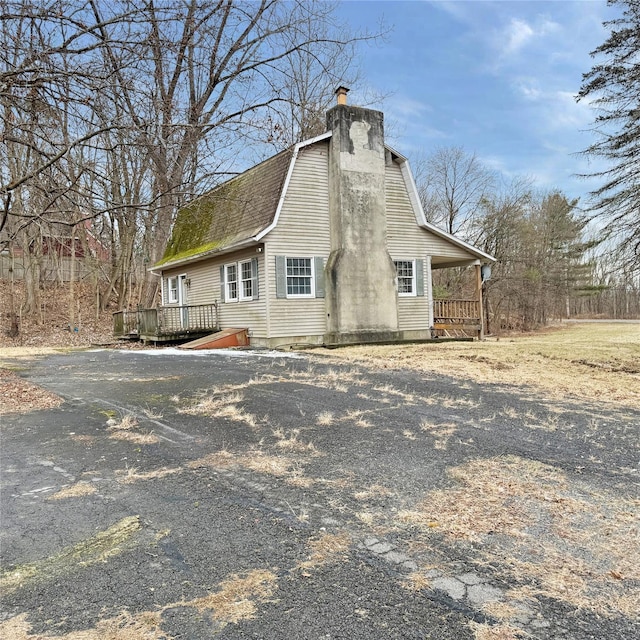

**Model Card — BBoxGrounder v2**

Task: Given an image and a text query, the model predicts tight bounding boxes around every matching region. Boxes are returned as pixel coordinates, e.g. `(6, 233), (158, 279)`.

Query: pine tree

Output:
(577, 0), (640, 270)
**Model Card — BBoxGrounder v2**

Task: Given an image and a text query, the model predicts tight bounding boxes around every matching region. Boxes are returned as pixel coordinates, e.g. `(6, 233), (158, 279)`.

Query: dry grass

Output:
(297, 532), (352, 571)
(47, 482), (97, 500)
(0, 611), (163, 640)
(272, 428), (320, 455)
(285, 471), (315, 488)
(482, 600), (532, 621)
(420, 420), (457, 449)
(404, 568), (438, 592)
(316, 411), (334, 426)
(397, 455), (640, 616)
(109, 414), (138, 430)
(142, 406), (163, 420)
(0, 568), (276, 639)
(116, 467), (182, 484)
(180, 391), (257, 427)
(305, 367), (364, 391)
(241, 453), (296, 477)
(353, 484), (394, 501)
(107, 415), (160, 445)
(342, 408), (374, 429)
(189, 449), (312, 486)
(317, 323), (640, 407)
(187, 568), (277, 623)
(372, 383), (417, 404)
(109, 430), (160, 445)
(469, 621), (526, 640)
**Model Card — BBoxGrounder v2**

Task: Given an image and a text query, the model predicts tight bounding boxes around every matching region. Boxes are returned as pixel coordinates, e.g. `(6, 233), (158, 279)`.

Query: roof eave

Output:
(149, 237), (261, 274)
(255, 130), (333, 242)
(397, 157), (496, 264)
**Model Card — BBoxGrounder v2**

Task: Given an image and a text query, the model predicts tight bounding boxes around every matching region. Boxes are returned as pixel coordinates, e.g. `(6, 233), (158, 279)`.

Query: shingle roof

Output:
(156, 148), (293, 267)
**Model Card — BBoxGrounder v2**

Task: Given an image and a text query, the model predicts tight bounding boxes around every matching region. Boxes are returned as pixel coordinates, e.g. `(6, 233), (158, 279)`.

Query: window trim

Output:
(239, 259), (254, 301)
(167, 276), (179, 303)
(224, 262), (238, 302)
(285, 256), (315, 299)
(222, 258), (258, 303)
(395, 259), (417, 297)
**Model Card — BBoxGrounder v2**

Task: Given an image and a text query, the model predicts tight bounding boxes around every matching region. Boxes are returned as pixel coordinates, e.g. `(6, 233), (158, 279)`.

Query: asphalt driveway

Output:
(1, 348), (638, 639)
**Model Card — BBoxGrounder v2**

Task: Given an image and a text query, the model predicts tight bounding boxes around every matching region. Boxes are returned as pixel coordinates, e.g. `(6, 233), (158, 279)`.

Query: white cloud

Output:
(514, 77), (542, 101)
(493, 15), (562, 64)
(504, 18), (535, 55)
(548, 91), (593, 129)
(517, 87), (594, 132)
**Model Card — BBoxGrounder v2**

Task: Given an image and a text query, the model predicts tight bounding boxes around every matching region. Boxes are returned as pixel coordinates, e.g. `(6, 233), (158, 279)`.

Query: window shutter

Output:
(275, 255), (286, 299)
(251, 257), (259, 300)
(161, 277), (166, 305)
(314, 257), (325, 298)
(219, 265), (225, 303)
(416, 259), (425, 296)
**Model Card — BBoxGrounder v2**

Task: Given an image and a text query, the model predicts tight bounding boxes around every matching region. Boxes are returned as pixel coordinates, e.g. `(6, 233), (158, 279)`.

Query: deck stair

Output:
(179, 328), (249, 350)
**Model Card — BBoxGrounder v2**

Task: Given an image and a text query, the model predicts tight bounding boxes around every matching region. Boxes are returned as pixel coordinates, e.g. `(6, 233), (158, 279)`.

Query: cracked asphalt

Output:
(1, 347), (638, 639)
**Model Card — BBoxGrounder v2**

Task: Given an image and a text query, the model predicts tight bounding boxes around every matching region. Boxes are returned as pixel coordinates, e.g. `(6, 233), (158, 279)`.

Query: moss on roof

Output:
(158, 149), (293, 267)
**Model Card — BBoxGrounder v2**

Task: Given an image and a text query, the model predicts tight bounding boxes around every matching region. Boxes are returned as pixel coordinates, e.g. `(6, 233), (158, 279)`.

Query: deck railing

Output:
(433, 298), (480, 322)
(113, 303), (218, 339)
(113, 309), (140, 337)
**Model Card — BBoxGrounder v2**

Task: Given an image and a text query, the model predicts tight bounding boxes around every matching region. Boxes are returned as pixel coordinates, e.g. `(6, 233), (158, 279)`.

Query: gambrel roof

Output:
(155, 131), (494, 271)
(156, 147), (294, 269)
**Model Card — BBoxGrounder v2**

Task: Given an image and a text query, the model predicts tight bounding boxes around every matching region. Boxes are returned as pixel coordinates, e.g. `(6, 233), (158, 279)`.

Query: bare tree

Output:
(1, 0), (378, 319)
(418, 146), (496, 240)
(88, 0), (377, 306)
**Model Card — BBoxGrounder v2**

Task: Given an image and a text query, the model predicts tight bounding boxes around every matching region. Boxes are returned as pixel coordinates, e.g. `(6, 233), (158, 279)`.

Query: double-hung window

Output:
(222, 258), (258, 303)
(275, 255), (324, 299)
(286, 257), (314, 297)
(167, 276), (178, 303)
(395, 260), (416, 296)
(225, 263), (238, 302)
(240, 260), (254, 300)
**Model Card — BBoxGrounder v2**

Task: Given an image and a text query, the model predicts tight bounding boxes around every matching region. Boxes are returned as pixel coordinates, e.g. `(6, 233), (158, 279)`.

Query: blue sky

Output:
(336, 0), (618, 203)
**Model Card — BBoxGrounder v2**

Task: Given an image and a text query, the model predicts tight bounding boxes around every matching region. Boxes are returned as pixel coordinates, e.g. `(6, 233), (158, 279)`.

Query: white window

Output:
(395, 260), (416, 296)
(286, 257), (314, 297)
(240, 260), (253, 301)
(167, 276), (178, 303)
(224, 263), (238, 301)
(222, 258), (258, 303)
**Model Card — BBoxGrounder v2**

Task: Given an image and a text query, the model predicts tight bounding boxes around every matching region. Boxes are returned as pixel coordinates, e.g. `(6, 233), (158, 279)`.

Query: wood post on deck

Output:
(476, 263), (485, 340)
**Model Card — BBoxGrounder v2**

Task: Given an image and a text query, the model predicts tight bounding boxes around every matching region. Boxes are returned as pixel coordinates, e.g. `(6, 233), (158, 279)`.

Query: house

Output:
(1, 219), (110, 282)
(145, 88), (495, 348)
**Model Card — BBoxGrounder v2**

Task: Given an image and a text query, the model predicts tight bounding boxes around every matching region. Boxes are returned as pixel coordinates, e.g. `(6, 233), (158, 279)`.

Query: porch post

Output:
(475, 263), (484, 340)
(425, 255), (434, 331)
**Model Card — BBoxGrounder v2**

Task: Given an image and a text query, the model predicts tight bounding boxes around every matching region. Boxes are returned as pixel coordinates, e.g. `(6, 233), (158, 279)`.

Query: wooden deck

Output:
(433, 299), (482, 338)
(113, 303), (219, 344)
(114, 298), (483, 344)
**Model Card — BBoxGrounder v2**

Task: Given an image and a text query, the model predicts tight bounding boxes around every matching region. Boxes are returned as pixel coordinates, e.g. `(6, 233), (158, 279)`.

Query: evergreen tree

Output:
(578, 0), (640, 270)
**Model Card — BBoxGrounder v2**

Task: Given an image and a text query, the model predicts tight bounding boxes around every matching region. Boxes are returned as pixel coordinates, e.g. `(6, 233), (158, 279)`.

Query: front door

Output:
(178, 274), (189, 328)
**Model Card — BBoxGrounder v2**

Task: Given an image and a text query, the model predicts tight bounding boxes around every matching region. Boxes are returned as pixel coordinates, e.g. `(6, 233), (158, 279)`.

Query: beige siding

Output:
(161, 247), (268, 337)
(385, 161), (432, 331)
(386, 162), (475, 261)
(263, 142), (331, 339)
